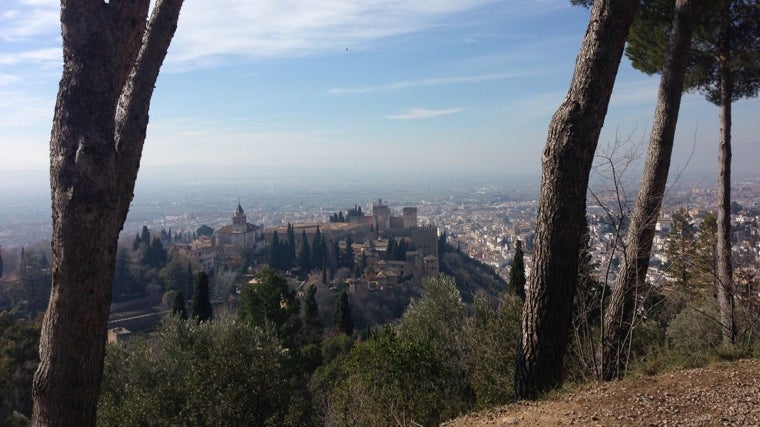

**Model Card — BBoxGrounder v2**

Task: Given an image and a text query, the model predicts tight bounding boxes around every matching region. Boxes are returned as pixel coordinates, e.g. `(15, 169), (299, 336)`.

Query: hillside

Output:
(443, 358), (760, 426)
(439, 245), (508, 304)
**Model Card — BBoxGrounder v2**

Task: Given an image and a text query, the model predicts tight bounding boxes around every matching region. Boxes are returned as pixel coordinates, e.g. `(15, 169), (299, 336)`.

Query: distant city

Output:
(3, 171), (759, 287)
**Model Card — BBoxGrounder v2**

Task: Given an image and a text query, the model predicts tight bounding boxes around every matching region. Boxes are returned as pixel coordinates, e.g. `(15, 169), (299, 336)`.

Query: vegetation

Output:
(191, 272), (212, 323)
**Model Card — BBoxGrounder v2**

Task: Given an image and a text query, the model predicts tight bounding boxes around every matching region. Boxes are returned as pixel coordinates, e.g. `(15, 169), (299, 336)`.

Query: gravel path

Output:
(443, 359), (760, 426)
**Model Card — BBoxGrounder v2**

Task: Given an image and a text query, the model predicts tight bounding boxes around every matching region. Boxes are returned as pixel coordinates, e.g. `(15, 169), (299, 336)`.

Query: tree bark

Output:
(33, 1), (183, 425)
(716, 0), (735, 347)
(514, 0), (636, 400)
(600, 0), (695, 381)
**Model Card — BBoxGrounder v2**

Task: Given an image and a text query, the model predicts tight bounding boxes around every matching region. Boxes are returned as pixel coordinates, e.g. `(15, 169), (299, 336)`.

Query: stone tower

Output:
(373, 199), (391, 233)
(402, 207), (418, 229)
(232, 203), (247, 233)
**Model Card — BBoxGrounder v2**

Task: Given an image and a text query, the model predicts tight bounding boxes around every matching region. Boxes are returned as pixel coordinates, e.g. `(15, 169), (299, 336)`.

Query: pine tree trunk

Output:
(600, 0), (695, 381)
(32, 1), (182, 425)
(514, 0), (636, 400)
(716, 0), (735, 346)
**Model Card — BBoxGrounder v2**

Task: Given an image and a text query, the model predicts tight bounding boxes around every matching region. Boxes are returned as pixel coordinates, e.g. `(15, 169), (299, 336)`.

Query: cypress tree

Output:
(299, 230), (312, 272)
(509, 240), (526, 300)
(192, 271), (213, 323)
(172, 291), (188, 320)
(386, 238), (396, 261)
(311, 225), (325, 268)
(0, 246), (3, 279)
(287, 223), (296, 267)
(132, 233), (141, 251)
(140, 225), (150, 245)
(303, 285), (323, 344)
(270, 230), (281, 270)
(333, 289), (354, 336)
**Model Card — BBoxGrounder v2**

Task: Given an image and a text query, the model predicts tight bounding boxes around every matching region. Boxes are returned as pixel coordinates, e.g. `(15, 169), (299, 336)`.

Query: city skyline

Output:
(1, 0), (759, 188)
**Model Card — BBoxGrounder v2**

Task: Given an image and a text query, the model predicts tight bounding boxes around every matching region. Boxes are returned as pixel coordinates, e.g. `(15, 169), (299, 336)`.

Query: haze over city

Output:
(2, 0), (759, 192)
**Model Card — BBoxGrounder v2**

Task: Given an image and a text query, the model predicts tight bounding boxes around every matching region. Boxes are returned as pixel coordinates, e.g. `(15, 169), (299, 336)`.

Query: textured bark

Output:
(716, 0), (735, 346)
(32, 1), (183, 425)
(514, 0), (636, 400)
(600, 0), (696, 381)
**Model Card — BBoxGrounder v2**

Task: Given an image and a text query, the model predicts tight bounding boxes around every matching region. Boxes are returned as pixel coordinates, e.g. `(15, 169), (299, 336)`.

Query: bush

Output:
(98, 317), (293, 426)
(466, 293), (522, 407)
(666, 303), (722, 357)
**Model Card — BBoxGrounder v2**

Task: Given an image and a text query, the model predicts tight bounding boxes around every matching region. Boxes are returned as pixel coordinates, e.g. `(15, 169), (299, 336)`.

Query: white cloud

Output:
(0, 47), (60, 67)
(386, 107), (463, 120)
(327, 72), (515, 95)
(167, 0), (497, 68)
(0, 0), (59, 42)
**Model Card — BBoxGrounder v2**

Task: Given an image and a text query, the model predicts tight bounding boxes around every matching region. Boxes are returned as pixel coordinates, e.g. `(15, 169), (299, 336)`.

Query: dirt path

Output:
(443, 359), (760, 426)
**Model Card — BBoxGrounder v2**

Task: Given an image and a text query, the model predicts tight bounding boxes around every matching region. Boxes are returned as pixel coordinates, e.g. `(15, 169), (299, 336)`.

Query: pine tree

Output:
(172, 291), (188, 320)
(192, 271), (212, 323)
(333, 289), (354, 336)
(666, 209), (697, 288)
(509, 240), (526, 300)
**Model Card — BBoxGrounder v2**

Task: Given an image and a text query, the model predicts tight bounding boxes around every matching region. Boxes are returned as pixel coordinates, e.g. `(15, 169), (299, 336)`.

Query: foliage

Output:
(626, 0), (760, 105)
(0, 312), (39, 426)
(329, 328), (467, 427)
(466, 293), (523, 407)
(439, 242), (508, 304)
(509, 240), (526, 300)
(159, 251), (196, 297)
(333, 289), (354, 336)
(299, 230), (312, 272)
(98, 317), (292, 426)
(196, 224), (214, 237)
(191, 271), (212, 323)
(239, 266), (302, 347)
(140, 236), (167, 269)
(14, 248), (51, 314)
(112, 248), (144, 302)
(302, 285), (323, 345)
(667, 301), (722, 358)
(396, 275), (474, 409)
(171, 291), (187, 319)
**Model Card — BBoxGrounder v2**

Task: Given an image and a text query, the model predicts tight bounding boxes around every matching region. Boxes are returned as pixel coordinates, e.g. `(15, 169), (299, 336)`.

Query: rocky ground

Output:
(443, 359), (760, 426)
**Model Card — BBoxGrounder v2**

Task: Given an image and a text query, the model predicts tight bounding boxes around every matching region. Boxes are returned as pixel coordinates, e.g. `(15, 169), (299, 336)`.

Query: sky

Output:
(1, 0), (759, 189)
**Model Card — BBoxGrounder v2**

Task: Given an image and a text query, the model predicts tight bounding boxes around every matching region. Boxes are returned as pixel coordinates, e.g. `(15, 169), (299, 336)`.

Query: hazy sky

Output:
(1, 0), (759, 185)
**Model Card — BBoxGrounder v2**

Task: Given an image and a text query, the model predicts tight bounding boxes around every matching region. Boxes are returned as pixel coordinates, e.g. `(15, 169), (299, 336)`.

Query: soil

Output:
(443, 359), (760, 426)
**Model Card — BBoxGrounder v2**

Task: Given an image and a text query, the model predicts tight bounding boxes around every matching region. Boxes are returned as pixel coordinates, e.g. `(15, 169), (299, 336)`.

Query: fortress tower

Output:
(402, 207), (418, 229)
(373, 199), (391, 233)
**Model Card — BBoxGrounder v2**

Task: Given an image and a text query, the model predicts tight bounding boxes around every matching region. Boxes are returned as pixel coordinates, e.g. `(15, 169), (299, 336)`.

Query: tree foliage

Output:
(112, 249), (143, 302)
(98, 317), (291, 426)
(333, 289), (354, 336)
(239, 267), (302, 347)
(191, 271), (212, 323)
(509, 240), (526, 300)
(0, 312), (40, 426)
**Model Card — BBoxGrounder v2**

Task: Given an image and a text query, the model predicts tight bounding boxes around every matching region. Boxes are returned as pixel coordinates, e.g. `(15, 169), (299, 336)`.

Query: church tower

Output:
(232, 203), (247, 233)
